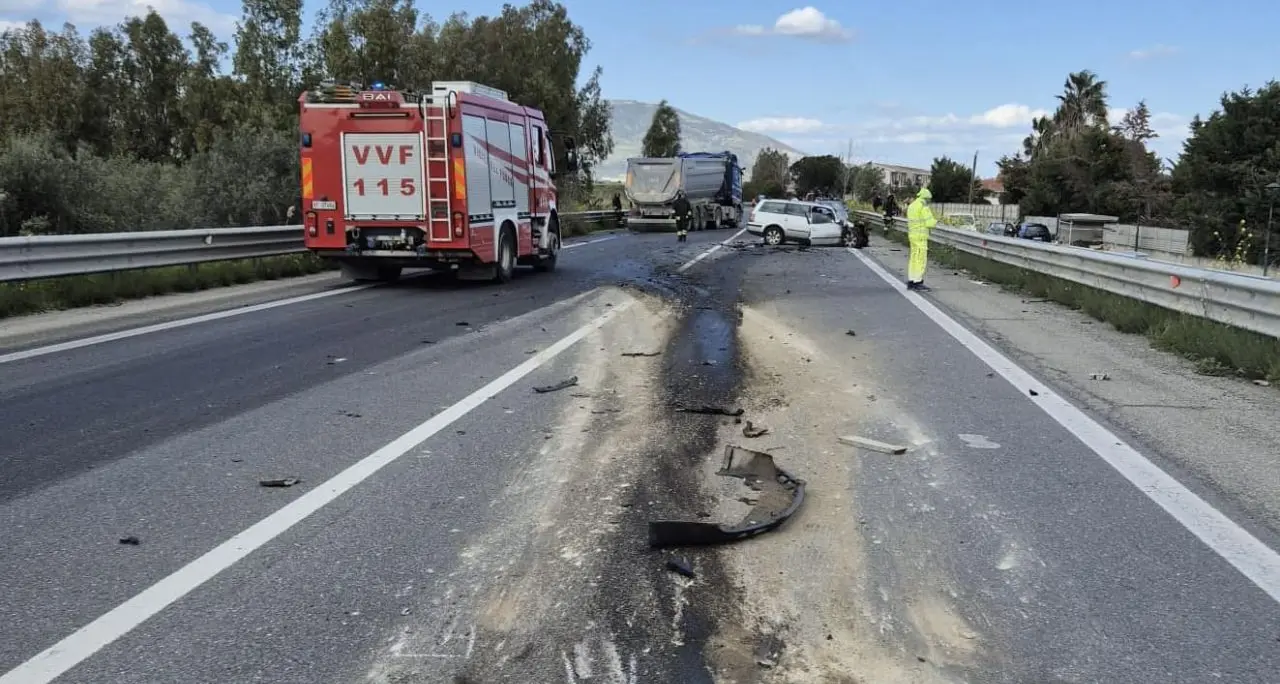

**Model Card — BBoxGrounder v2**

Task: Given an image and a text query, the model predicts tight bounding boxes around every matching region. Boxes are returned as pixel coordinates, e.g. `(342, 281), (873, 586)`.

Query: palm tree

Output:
(1022, 115), (1056, 158)
(1053, 70), (1109, 135)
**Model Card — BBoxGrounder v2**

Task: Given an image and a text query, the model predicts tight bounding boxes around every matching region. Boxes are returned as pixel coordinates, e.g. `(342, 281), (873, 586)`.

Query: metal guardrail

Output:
(0, 211), (620, 283)
(854, 211), (1280, 340)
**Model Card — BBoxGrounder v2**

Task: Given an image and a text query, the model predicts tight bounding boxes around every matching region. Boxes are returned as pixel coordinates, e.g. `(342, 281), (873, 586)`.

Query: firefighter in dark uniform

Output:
(673, 190), (691, 242)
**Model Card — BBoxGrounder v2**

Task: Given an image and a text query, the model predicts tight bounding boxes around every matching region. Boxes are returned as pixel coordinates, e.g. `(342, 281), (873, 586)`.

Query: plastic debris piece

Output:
(533, 376), (578, 393)
(837, 435), (907, 455)
(665, 558), (695, 578)
(742, 421), (769, 438)
(259, 477), (301, 488)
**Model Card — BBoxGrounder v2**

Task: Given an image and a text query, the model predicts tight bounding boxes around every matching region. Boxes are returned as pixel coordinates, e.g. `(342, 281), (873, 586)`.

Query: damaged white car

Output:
(747, 199), (858, 247)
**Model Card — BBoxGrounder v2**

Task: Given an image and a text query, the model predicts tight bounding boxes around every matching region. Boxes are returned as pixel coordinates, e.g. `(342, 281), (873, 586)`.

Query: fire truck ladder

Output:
(423, 99), (452, 242)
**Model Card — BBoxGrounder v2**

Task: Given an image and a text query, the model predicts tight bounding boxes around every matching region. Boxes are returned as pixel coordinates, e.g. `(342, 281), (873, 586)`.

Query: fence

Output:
(0, 211), (619, 283)
(854, 210), (1280, 339)
(932, 203), (1021, 222)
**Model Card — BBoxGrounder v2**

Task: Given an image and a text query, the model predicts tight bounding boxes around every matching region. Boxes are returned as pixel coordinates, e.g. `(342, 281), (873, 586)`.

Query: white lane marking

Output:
(563, 234), (619, 249)
(849, 247), (1280, 603)
(675, 228), (747, 273)
(0, 235), (725, 684)
(0, 284), (375, 365)
(0, 235), (622, 367)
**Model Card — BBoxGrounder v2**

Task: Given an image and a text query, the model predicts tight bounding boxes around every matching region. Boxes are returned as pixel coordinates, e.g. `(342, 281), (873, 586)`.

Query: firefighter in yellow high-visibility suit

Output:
(905, 187), (937, 291)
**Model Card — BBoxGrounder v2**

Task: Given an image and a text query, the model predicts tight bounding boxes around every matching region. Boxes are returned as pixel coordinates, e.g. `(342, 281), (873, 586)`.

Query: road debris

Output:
(456, 321), (470, 326)
(649, 445), (805, 548)
(672, 403), (744, 417)
(845, 330), (856, 337)
(533, 376), (578, 393)
(621, 351), (661, 357)
(118, 535), (140, 545)
(326, 357), (347, 365)
(259, 477), (301, 488)
(1089, 372), (1111, 380)
(742, 421), (769, 438)
(1254, 379), (1272, 387)
(665, 558), (696, 578)
(1029, 389), (1040, 396)
(837, 435), (907, 455)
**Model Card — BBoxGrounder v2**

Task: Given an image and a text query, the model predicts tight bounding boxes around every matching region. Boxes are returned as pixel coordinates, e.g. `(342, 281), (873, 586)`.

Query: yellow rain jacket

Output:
(905, 188), (936, 283)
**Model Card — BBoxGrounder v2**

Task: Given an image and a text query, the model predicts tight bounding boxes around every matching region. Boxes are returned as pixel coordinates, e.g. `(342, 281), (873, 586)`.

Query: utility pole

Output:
(966, 151), (979, 206)
(841, 138), (854, 198)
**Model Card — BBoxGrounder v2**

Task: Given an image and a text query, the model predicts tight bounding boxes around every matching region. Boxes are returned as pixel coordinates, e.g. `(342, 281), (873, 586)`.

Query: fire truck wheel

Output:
(534, 221), (559, 272)
(493, 225), (516, 283)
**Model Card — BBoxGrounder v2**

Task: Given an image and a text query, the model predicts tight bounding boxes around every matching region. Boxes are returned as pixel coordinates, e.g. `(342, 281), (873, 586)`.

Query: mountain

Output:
(593, 100), (809, 182)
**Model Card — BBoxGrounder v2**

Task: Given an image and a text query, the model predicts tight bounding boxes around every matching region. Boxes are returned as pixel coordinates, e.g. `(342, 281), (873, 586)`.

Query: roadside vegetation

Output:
(874, 225), (1280, 383)
(0, 0), (613, 318)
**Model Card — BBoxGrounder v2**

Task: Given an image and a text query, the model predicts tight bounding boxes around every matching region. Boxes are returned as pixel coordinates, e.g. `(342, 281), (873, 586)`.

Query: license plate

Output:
(312, 200), (336, 210)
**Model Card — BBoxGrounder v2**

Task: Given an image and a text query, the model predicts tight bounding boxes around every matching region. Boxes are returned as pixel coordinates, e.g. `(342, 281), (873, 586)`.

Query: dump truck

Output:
(624, 151), (743, 231)
(298, 80), (578, 283)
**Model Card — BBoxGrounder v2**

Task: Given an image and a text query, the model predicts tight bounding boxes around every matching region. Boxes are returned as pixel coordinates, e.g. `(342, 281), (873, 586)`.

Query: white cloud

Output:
(3, 0), (236, 35)
(732, 7), (852, 43)
(968, 103), (1050, 128)
(1129, 44), (1178, 60)
(0, 18), (30, 31)
(737, 116), (826, 134)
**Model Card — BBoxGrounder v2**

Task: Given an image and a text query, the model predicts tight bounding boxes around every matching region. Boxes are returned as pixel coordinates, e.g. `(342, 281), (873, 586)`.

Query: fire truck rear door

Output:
(341, 132), (426, 220)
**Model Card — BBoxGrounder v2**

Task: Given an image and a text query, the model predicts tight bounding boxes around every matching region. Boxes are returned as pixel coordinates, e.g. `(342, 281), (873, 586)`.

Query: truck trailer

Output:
(298, 80), (577, 283)
(624, 152), (743, 231)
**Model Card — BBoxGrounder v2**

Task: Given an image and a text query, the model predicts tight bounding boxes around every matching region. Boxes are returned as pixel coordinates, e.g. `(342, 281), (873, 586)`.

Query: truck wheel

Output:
(493, 225), (516, 283)
(763, 226), (784, 246)
(534, 218), (559, 272)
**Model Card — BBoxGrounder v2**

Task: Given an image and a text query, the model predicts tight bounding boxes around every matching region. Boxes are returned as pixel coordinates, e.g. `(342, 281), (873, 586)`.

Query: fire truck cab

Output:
(298, 80), (578, 283)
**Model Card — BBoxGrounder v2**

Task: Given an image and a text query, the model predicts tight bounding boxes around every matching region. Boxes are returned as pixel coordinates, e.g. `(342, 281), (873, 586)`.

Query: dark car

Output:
(985, 221), (1014, 236)
(1018, 223), (1053, 242)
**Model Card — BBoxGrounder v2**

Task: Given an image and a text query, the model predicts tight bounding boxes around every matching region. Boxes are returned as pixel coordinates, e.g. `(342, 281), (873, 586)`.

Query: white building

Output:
(863, 162), (931, 190)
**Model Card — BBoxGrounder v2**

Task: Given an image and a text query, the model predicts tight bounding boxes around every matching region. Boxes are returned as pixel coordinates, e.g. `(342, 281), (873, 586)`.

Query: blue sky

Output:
(3, 0), (1277, 176)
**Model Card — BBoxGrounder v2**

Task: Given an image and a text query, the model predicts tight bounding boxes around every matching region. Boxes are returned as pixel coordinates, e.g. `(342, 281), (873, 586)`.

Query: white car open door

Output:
(808, 207), (842, 244)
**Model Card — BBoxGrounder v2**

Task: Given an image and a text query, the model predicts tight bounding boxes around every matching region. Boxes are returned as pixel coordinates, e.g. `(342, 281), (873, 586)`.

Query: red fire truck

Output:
(298, 80), (578, 282)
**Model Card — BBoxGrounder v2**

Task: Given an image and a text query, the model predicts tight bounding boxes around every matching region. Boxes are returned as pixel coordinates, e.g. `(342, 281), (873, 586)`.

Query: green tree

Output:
(641, 99), (680, 157)
(117, 11), (189, 162)
(1112, 100), (1158, 143)
(789, 155), (844, 196)
(750, 147), (790, 187)
(928, 156), (982, 203)
(851, 163), (886, 201)
(232, 0), (306, 127)
(1172, 81), (1280, 258)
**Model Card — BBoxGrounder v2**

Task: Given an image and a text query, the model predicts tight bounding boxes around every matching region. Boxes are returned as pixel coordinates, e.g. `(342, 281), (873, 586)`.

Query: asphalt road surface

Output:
(2, 228), (1279, 683)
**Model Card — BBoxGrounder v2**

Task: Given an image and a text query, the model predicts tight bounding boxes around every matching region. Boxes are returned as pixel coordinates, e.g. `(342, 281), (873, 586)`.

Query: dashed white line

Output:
(0, 234), (730, 684)
(675, 228), (747, 273)
(0, 234), (622, 366)
(849, 246), (1280, 604)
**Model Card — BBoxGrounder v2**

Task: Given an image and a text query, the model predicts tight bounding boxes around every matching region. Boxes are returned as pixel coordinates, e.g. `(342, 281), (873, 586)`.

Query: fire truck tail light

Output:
(305, 211), (318, 236)
(452, 212), (464, 237)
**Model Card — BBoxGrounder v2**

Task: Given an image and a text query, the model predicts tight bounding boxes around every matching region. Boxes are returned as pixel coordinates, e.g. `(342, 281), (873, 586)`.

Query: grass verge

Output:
(0, 253), (333, 320)
(0, 217), (618, 321)
(879, 227), (1280, 383)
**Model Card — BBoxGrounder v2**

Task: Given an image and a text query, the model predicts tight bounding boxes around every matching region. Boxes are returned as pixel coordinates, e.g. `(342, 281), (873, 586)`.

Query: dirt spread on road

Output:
(699, 304), (986, 683)
(365, 287), (699, 683)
